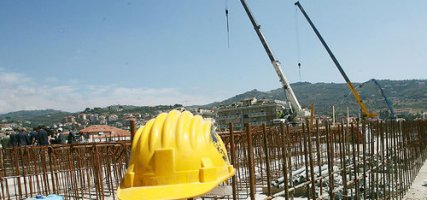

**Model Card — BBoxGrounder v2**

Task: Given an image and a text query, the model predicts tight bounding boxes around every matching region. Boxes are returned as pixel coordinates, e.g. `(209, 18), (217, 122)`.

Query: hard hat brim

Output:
(117, 169), (235, 200)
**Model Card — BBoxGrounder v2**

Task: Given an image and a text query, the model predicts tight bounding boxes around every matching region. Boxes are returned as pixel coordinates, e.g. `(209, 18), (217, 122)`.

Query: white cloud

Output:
(0, 71), (215, 114)
(0, 71), (31, 85)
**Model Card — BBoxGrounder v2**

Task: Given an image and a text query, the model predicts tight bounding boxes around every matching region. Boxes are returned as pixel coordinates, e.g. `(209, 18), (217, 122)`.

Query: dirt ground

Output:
(403, 160), (427, 200)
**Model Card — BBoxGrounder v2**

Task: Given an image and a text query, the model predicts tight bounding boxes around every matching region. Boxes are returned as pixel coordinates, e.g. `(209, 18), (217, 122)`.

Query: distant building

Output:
(108, 114), (119, 122)
(99, 115), (107, 125)
(64, 116), (76, 123)
(89, 114), (99, 123)
(216, 97), (287, 131)
(0, 124), (13, 131)
(81, 119), (90, 125)
(188, 108), (216, 119)
(78, 113), (88, 120)
(198, 108), (215, 115)
(123, 113), (135, 121)
(394, 108), (414, 115)
(79, 125), (130, 142)
(135, 113), (142, 118)
(423, 112), (427, 121)
(114, 122), (123, 128)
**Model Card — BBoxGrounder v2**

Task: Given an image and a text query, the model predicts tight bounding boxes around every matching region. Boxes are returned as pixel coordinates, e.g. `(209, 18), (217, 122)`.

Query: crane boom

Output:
(371, 79), (396, 118)
(240, 0), (307, 120)
(295, 1), (377, 118)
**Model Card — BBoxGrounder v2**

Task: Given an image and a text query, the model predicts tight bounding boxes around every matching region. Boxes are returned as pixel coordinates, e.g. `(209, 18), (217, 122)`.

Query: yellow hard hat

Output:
(117, 110), (235, 200)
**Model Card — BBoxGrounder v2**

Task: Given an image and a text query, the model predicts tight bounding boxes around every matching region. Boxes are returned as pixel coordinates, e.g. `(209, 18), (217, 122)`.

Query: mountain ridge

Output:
(203, 79), (427, 117)
(1, 79), (426, 125)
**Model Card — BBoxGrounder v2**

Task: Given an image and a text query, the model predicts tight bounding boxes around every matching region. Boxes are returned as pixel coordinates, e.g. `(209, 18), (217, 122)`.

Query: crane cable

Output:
(295, 7), (302, 82)
(225, 0), (230, 48)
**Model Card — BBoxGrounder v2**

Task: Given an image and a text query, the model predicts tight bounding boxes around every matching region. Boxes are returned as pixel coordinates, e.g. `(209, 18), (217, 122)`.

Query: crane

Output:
(295, 1), (377, 119)
(370, 79), (396, 118)
(239, 0), (309, 122)
(343, 79), (396, 119)
(357, 79), (396, 119)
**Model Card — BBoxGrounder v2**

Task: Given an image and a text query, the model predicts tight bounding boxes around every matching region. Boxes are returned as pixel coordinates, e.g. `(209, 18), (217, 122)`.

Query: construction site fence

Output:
(0, 120), (426, 199)
(0, 142), (131, 200)
(220, 120), (427, 200)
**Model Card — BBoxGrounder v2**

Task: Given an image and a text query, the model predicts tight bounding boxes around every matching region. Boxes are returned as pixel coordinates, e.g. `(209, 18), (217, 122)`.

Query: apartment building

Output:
(216, 97), (287, 131)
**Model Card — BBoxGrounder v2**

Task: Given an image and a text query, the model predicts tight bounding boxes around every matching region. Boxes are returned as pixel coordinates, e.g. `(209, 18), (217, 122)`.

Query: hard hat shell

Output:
(117, 110), (235, 200)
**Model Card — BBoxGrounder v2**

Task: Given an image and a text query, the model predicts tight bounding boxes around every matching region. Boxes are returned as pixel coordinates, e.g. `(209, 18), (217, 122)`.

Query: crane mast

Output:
(295, 1), (377, 119)
(240, 0), (307, 120)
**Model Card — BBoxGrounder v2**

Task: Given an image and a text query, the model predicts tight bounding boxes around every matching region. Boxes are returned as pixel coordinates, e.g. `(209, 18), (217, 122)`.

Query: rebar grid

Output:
(0, 120), (425, 200)
(0, 142), (131, 200)
(219, 120), (427, 200)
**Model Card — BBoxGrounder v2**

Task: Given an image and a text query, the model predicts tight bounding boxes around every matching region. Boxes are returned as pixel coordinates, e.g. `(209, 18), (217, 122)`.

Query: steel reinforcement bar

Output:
(219, 120), (427, 200)
(0, 120), (425, 199)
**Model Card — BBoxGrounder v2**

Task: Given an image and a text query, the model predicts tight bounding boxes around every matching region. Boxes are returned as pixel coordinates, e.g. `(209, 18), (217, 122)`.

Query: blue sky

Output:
(1, 0), (426, 113)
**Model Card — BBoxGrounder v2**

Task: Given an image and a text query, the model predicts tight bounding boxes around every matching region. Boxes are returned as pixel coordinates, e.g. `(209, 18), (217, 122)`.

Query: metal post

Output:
(326, 121), (334, 199)
(287, 124), (294, 197)
(302, 123), (310, 199)
(246, 124), (256, 200)
(130, 119), (136, 145)
(315, 119), (322, 196)
(280, 123), (290, 200)
(351, 123), (358, 199)
(362, 120), (367, 199)
(339, 121), (348, 199)
(229, 123), (237, 200)
(306, 119), (316, 200)
(262, 124), (271, 196)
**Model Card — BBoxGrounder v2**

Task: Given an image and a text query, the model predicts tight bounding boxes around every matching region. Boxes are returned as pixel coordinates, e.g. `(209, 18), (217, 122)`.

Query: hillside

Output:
(1, 80), (426, 126)
(207, 79), (427, 118)
(0, 109), (70, 126)
(0, 105), (182, 128)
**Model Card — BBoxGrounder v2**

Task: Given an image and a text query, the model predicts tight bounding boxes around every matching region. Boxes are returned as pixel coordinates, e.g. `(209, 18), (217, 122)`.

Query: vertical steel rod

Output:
(246, 124), (256, 200)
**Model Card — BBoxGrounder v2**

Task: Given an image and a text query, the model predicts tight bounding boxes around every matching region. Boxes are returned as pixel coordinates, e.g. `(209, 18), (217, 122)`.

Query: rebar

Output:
(0, 120), (426, 199)
(216, 120), (427, 200)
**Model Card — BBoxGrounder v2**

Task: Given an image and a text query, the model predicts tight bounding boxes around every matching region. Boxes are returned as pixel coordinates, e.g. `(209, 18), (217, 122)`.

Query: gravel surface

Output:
(403, 160), (427, 200)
